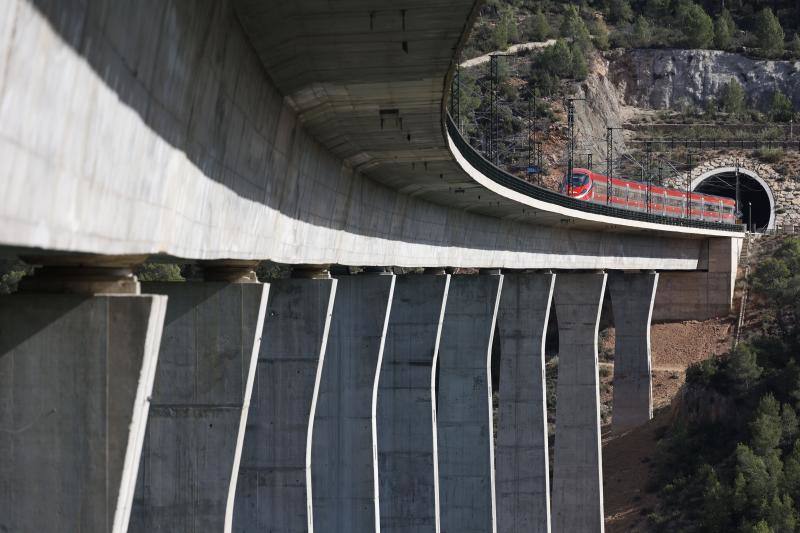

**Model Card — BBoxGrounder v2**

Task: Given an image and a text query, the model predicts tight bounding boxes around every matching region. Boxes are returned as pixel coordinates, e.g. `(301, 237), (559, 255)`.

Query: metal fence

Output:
(446, 114), (744, 233)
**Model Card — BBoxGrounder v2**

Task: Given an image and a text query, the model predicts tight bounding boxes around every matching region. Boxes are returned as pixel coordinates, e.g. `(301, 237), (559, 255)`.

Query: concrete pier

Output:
(130, 282), (269, 532)
(551, 273), (607, 533)
(496, 273), (555, 533)
(233, 278), (337, 532)
(437, 274), (503, 533)
(377, 275), (450, 533)
(311, 274), (396, 533)
(0, 294), (167, 532)
(609, 273), (659, 431)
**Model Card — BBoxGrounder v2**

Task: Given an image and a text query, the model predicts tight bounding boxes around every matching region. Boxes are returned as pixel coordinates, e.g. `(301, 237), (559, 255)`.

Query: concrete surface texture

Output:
(551, 273), (608, 533)
(311, 274), (396, 533)
(0, 294), (167, 533)
(130, 282), (268, 533)
(0, 1), (736, 270)
(234, 278), (337, 533)
(609, 273), (659, 431)
(377, 274), (450, 533)
(654, 237), (740, 321)
(437, 274), (503, 533)
(496, 273), (555, 533)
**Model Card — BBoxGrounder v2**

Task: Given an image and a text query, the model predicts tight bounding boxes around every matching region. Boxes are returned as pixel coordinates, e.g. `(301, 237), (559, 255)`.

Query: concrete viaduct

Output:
(0, 1), (743, 532)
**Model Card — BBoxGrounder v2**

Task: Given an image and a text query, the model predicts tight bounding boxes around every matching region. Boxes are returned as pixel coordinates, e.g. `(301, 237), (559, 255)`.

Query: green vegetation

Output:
(467, 1), (800, 59)
(135, 263), (184, 282)
(678, 2), (715, 49)
(720, 79), (747, 116)
(650, 237), (800, 532)
(0, 260), (31, 294)
(754, 7), (785, 57)
(714, 9), (736, 50)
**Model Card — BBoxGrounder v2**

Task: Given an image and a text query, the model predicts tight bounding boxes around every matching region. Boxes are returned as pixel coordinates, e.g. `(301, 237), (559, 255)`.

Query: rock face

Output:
(574, 55), (629, 163)
(611, 49), (800, 111)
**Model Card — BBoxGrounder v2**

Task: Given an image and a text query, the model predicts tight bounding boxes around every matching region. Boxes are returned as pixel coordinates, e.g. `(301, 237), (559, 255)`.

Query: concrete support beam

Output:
(496, 273), (555, 533)
(609, 273), (659, 431)
(130, 282), (269, 532)
(377, 274), (450, 533)
(233, 278), (337, 532)
(654, 238), (740, 321)
(437, 274), (503, 533)
(551, 273), (607, 533)
(311, 274), (396, 533)
(0, 293), (167, 532)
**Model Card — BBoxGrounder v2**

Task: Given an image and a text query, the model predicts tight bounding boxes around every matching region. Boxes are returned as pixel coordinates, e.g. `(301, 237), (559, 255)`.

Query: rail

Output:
(446, 115), (745, 233)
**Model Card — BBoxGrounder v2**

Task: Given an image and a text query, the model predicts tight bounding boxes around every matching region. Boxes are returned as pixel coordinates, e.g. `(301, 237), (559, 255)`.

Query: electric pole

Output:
(565, 98), (585, 196)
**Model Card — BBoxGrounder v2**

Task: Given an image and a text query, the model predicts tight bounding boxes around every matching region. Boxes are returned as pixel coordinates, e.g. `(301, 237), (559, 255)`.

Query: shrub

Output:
(770, 90), (794, 122)
(591, 18), (610, 51)
(720, 79), (746, 116)
(135, 263), (184, 282)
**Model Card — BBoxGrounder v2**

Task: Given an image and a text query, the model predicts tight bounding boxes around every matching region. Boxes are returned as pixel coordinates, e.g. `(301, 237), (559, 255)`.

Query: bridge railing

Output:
(446, 114), (745, 233)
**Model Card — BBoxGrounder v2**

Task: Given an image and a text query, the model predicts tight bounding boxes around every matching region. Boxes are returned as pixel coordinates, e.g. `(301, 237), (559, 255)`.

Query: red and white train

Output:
(561, 168), (737, 224)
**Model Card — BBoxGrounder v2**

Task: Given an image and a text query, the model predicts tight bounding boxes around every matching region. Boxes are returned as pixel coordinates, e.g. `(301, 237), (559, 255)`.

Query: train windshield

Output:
(569, 173), (590, 186)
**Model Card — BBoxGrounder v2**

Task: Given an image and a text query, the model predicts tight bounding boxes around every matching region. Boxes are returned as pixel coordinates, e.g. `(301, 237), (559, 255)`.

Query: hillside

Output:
(457, 0), (800, 191)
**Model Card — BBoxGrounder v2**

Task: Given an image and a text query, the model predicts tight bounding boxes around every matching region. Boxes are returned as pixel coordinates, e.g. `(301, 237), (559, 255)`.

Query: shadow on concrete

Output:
(21, 0), (700, 265)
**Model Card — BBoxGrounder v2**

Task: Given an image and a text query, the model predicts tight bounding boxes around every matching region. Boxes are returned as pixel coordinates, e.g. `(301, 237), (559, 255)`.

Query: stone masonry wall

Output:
(662, 155), (800, 229)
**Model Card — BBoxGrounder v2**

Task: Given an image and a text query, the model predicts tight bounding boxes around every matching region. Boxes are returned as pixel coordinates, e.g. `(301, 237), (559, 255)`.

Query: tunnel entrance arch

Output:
(691, 167), (775, 231)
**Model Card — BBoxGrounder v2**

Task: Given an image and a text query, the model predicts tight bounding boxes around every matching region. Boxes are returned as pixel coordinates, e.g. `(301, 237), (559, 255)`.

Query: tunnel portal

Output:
(692, 169), (775, 232)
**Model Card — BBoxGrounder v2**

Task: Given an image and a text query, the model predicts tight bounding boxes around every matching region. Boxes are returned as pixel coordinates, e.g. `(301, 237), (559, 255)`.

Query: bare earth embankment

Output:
(602, 318), (733, 532)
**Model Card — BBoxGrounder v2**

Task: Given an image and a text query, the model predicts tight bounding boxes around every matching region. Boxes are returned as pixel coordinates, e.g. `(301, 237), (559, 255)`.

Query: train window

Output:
(570, 173), (590, 186)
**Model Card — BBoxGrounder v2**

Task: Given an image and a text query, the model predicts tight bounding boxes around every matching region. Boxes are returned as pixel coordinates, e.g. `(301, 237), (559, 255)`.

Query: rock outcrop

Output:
(610, 49), (800, 111)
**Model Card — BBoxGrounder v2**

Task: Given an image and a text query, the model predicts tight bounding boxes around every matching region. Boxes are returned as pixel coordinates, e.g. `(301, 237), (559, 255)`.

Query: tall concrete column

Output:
(311, 273), (396, 533)
(496, 273), (555, 533)
(377, 274), (450, 533)
(130, 280), (269, 532)
(233, 277), (337, 532)
(609, 272), (659, 432)
(0, 268), (167, 532)
(552, 273), (607, 533)
(437, 273), (503, 533)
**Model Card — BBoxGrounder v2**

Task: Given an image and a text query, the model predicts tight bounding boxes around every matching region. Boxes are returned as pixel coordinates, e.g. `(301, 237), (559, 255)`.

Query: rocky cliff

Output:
(610, 49), (800, 111)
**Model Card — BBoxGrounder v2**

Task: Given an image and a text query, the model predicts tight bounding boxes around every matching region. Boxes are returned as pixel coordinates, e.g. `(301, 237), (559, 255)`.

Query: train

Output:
(561, 168), (737, 224)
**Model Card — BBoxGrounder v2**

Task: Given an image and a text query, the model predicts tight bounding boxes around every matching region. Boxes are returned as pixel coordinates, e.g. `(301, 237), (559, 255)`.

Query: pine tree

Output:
(781, 404), (799, 446)
(609, 0), (633, 24)
(726, 342), (762, 392)
(791, 34), (800, 57)
(632, 16), (653, 48)
(750, 394), (782, 455)
(679, 2), (714, 49)
(714, 9), (736, 50)
(783, 440), (800, 498)
(527, 9), (550, 42)
(560, 5), (592, 52)
(754, 8), (785, 58)
(702, 467), (731, 532)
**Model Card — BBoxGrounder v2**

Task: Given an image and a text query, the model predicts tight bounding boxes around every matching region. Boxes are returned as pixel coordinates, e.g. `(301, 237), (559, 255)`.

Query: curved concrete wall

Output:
(0, 1), (714, 269)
